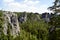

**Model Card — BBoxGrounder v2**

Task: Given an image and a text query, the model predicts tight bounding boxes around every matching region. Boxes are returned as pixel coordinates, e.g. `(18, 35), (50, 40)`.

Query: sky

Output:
(0, 0), (54, 13)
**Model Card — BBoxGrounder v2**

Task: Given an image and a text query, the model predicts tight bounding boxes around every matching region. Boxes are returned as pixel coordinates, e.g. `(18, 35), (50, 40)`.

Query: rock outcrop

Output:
(3, 11), (20, 37)
(18, 13), (27, 23)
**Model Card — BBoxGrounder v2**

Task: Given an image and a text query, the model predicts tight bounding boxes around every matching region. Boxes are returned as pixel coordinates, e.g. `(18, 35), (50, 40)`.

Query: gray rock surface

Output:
(3, 11), (20, 37)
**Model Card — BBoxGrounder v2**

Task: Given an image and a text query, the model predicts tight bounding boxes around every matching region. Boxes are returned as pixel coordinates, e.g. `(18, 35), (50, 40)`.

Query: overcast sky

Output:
(0, 0), (54, 13)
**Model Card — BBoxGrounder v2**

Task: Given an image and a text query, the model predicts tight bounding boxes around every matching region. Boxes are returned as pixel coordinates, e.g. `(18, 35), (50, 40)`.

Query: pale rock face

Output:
(3, 11), (20, 37)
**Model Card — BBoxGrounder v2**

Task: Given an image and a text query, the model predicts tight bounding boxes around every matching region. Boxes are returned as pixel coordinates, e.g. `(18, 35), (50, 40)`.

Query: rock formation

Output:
(3, 11), (20, 37)
(18, 13), (27, 23)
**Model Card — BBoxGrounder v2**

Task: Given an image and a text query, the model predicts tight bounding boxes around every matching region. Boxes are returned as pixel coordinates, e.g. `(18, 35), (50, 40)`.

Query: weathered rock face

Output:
(41, 13), (51, 23)
(3, 11), (20, 37)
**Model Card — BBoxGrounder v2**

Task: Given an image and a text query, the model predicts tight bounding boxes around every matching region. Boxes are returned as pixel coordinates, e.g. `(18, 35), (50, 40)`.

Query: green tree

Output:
(48, 0), (60, 40)
(48, 0), (60, 14)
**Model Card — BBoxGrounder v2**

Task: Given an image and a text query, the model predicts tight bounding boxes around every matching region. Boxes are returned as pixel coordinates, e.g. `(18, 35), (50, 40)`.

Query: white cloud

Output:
(2, 0), (50, 14)
(24, 0), (28, 2)
(24, 0), (39, 3)
(3, 0), (14, 3)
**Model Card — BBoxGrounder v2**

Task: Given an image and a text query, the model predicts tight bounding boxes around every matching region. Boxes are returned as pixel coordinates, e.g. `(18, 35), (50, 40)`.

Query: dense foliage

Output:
(19, 19), (49, 40)
(0, 9), (60, 40)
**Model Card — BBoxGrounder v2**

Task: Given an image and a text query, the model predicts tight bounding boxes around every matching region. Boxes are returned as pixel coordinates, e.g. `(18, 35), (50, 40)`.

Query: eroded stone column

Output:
(3, 11), (20, 38)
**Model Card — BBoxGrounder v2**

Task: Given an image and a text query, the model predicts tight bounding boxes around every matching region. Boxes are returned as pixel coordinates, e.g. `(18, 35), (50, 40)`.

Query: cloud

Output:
(24, 0), (28, 2)
(24, 0), (39, 2)
(24, 0), (39, 3)
(3, 0), (14, 3)
(2, 0), (50, 14)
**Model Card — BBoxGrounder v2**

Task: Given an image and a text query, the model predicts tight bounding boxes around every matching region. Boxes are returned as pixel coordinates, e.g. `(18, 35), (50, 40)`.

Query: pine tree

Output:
(48, 0), (60, 40)
(48, 0), (60, 14)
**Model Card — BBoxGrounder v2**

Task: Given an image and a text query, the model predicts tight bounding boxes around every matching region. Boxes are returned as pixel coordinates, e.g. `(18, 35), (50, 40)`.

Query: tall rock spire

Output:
(3, 11), (20, 38)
